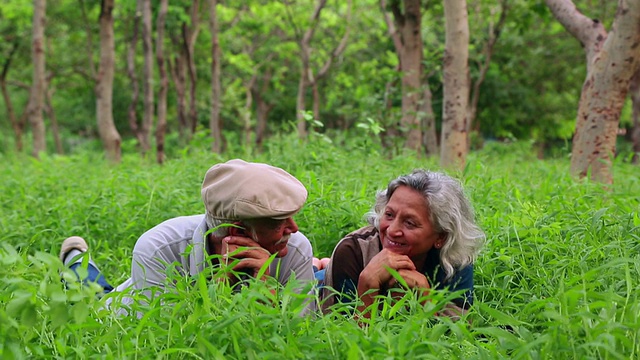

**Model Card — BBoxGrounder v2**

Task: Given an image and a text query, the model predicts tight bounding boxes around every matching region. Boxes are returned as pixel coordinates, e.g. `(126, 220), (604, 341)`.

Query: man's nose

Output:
(283, 217), (299, 234)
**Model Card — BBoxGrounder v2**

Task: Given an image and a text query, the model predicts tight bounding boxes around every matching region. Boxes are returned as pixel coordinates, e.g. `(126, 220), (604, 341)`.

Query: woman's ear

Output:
(435, 233), (447, 248)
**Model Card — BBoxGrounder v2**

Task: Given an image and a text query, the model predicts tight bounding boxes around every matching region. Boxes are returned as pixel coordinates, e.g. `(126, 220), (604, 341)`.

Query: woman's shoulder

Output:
(331, 226), (378, 257)
(342, 225), (378, 242)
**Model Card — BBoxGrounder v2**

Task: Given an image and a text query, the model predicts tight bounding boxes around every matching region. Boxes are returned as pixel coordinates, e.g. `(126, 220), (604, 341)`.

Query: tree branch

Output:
(544, 0), (607, 66)
(301, 0), (329, 52)
(315, 0), (352, 81)
(8, 80), (30, 90)
(389, 0), (404, 27)
(380, 0), (403, 69)
(1, 39), (20, 80)
(283, 0), (302, 41)
(79, 0), (97, 79)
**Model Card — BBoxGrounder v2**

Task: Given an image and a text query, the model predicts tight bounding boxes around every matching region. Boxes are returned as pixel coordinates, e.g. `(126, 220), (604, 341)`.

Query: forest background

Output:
(1, 0), (639, 183)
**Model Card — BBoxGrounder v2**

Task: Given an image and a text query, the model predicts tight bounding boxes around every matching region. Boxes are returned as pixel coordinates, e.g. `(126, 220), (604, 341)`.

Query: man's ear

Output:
(228, 222), (246, 236)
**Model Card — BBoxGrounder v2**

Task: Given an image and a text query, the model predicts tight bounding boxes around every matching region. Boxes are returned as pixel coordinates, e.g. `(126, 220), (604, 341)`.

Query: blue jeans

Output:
(69, 262), (114, 294)
(313, 267), (326, 283)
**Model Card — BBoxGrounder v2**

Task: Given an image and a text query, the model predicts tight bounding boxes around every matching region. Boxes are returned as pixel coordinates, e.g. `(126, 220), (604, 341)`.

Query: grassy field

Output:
(1, 135), (639, 359)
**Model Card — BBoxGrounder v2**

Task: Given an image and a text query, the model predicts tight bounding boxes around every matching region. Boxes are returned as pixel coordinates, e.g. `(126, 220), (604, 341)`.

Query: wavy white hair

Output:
(366, 170), (485, 280)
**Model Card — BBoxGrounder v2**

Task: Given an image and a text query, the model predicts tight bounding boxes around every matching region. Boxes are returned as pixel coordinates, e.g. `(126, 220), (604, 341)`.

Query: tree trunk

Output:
(44, 86), (63, 154)
(255, 98), (272, 149)
(127, 0), (143, 147)
(96, 0), (121, 162)
(168, 1), (199, 143)
(379, 0), (402, 149)
(243, 74), (257, 146)
(141, 0), (154, 155)
(169, 51), (187, 141)
(630, 69), (640, 164)
(296, 67), (309, 137)
(421, 84), (438, 156)
(254, 68), (273, 148)
(546, 0), (640, 183)
(380, 76), (399, 151)
(440, 0), (470, 170)
(186, 28), (199, 136)
(209, 0), (223, 153)
(1, 79), (25, 152)
(397, 0), (423, 152)
(29, 0), (47, 158)
(185, 2), (201, 137)
(155, 0), (168, 164)
(0, 40), (26, 152)
(312, 83), (320, 122)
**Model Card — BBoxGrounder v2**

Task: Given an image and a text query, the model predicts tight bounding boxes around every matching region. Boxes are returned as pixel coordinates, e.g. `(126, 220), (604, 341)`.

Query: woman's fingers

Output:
(393, 269), (429, 289)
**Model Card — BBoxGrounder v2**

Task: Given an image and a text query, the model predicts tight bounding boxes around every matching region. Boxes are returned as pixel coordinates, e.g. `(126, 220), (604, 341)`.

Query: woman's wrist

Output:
(358, 271), (380, 291)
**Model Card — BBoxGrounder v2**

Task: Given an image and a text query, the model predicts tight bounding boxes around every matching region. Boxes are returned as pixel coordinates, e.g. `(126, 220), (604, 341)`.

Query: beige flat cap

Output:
(201, 159), (308, 220)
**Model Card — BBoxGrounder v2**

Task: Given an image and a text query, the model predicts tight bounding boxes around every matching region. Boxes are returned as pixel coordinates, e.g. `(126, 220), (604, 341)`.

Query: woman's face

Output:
(379, 186), (441, 261)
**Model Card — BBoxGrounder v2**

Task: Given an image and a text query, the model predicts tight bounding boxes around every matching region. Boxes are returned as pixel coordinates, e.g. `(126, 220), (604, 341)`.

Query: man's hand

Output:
(220, 236), (272, 282)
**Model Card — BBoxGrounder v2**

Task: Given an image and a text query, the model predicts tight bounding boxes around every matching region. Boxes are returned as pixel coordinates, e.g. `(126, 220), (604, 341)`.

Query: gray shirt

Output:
(107, 214), (314, 311)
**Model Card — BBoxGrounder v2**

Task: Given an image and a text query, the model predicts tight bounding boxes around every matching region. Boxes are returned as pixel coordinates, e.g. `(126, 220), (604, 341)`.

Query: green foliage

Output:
(4, 0), (634, 157)
(1, 136), (639, 358)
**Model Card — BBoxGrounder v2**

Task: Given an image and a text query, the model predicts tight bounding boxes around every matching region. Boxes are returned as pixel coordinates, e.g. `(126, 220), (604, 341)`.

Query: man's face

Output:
(245, 217), (299, 257)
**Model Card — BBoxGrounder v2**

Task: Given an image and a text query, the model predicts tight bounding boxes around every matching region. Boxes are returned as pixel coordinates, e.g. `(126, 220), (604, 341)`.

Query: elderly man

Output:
(60, 159), (314, 310)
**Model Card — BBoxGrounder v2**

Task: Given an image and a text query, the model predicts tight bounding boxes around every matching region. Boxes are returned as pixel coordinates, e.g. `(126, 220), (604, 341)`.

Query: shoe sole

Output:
(60, 236), (89, 262)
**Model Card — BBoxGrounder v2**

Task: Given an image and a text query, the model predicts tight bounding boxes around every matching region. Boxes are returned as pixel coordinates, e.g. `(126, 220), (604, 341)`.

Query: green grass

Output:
(1, 135), (639, 359)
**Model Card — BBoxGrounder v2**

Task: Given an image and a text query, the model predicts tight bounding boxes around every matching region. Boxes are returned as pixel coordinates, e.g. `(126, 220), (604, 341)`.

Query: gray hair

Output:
(366, 170), (485, 280)
(205, 213), (259, 239)
(205, 214), (234, 237)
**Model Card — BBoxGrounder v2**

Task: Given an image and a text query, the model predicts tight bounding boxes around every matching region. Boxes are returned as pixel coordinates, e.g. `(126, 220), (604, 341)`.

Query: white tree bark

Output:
(209, 0), (223, 153)
(96, 0), (121, 162)
(544, 0), (607, 71)
(546, 0), (640, 183)
(141, 0), (154, 155)
(155, 0), (168, 164)
(630, 69), (640, 164)
(440, 0), (470, 170)
(127, 0), (142, 147)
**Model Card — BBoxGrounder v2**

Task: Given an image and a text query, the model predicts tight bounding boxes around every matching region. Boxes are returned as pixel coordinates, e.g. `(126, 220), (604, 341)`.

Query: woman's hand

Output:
(358, 248), (416, 290)
(387, 269), (430, 290)
(355, 249), (417, 317)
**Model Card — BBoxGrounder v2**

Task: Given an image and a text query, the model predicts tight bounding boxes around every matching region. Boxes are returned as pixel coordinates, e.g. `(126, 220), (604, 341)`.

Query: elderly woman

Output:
(320, 170), (484, 317)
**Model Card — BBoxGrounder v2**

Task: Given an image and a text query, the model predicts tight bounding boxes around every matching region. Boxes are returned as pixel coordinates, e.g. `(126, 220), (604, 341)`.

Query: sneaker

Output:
(59, 236), (89, 263)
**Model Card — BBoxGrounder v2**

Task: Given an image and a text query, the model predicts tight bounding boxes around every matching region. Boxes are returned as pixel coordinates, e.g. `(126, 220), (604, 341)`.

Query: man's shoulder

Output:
(285, 232), (312, 255)
(155, 214), (205, 228)
(134, 214), (205, 255)
(145, 214), (204, 236)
